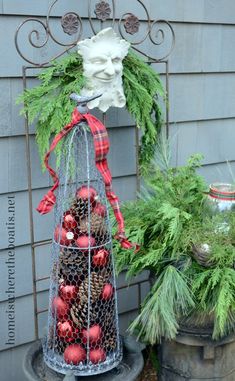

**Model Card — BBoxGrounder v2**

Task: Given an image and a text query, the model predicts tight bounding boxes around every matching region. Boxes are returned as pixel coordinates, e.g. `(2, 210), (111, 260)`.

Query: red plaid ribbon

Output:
(37, 108), (139, 251)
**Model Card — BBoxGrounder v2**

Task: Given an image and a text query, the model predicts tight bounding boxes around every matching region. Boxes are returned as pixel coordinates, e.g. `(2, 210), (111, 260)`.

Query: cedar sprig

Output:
(17, 50), (165, 173)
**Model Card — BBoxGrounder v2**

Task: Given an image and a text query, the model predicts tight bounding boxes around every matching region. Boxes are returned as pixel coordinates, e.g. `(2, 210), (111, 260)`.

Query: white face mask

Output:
(77, 28), (130, 112)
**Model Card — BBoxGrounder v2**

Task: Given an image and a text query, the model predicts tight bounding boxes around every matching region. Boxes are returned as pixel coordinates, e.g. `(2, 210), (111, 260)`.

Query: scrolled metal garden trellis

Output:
(14, 0), (175, 341)
(15, 0), (175, 66)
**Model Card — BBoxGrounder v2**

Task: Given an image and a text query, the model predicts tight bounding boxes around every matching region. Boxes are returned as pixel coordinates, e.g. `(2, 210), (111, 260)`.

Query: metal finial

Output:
(70, 93), (102, 114)
(70, 93), (102, 105)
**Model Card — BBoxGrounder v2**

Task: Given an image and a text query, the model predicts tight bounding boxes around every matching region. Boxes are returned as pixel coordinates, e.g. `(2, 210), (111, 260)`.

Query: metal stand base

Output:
(23, 337), (144, 381)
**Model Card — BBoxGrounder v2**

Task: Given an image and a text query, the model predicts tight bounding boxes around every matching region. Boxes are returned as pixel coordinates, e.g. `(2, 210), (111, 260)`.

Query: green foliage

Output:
(114, 152), (235, 342)
(17, 53), (85, 168)
(129, 266), (194, 344)
(192, 267), (235, 339)
(17, 50), (164, 172)
(123, 51), (164, 174)
(187, 211), (235, 268)
(114, 154), (207, 278)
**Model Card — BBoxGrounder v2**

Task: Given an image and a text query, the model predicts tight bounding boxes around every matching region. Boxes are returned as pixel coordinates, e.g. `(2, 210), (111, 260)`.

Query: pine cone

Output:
(54, 337), (67, 355)
(59, 248), (87, 265)
(91, 213), (107, 235)
(71, 198), (89, 219)
(79, 271), (109, 304)
(58, 249), (88, 279)
(104, 301), (115, 323)
(102, 300), (117, 350)
(103, 332), (117, 351)
(79, 213), (108, 242)
(70, 303), (89, 328)
(70, 302), (99, 328)
(70, 271), (110, 327)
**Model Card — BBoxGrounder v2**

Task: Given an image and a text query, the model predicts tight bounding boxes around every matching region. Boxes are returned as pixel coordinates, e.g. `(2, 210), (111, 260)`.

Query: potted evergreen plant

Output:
(113, 143), (235, 380)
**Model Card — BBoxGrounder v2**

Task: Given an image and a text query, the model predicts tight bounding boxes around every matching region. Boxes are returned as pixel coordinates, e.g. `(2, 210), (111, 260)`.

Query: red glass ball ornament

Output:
(57, 321), (73, 341)
(59, 283), (78, 303)
(101, 284), (114, 301)
(82, 324), (102, 345)
(52, 296), (69, 320)
(63, 211), (77, 230)
(76, 185), (98, 203)
(89, 348), (106, 364)
(64, 344), (86, 365)
(76, 235), (96, 251)
(54, 225), (74, 246)
(93, 202), (106, 217)
(92, 249), (109, 267)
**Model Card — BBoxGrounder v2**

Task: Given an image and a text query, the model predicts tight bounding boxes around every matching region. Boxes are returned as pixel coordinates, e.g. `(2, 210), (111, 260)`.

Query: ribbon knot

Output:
(36, 108), (139, 252)
(37, 190), (56, 215)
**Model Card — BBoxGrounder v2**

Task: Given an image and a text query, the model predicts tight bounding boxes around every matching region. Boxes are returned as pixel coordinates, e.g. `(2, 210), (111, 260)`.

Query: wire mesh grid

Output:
(43, 122), (122, 376)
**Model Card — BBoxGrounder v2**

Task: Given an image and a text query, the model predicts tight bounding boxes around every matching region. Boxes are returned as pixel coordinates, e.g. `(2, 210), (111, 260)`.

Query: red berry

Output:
(92, 249), (109, 267)
(64, 344), (86, 365)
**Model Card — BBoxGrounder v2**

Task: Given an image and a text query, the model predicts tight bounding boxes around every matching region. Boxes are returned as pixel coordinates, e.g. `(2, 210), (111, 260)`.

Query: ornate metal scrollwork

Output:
(94, 1), (112, 21)
(15, 0), (175, 66)
(124, 14), (140, 35)
(61, 13), (81, 35)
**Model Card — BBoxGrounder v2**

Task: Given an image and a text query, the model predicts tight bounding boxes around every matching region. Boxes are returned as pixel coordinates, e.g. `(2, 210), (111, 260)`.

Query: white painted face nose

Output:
(104, 58), (115, 76)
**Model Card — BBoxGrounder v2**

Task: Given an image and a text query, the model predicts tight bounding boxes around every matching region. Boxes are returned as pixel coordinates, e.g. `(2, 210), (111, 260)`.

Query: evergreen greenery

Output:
(18, 54), (85, 167)
(122, 52), (164, 173)
(113, 148), (235, 343)
(17, 50), (164, 172)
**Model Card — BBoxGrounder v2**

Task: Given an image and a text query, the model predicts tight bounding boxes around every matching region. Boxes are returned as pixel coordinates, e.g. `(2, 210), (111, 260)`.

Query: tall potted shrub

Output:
(114, 149), (235, 380)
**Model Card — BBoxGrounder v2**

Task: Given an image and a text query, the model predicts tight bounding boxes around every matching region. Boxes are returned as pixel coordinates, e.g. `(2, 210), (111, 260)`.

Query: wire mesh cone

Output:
(43, 122), (122, 376)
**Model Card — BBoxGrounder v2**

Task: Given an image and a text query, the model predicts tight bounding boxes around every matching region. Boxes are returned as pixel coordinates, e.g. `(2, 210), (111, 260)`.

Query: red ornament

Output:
(63, 211), (77, 230)
(57, 321), (76, 343)
(54, 225), (74, 246)
(89, 348), (106, 364)
(76, 185), (98, 204)
(93, 202), (106, 217)
(52, 296), (69, 320)
(82, 324), (102, 345)
(101, 284), (114, 301)
(59, 283), (78, 303)
(92, 249), (109, 267)
(64, 344), (86, 365)
(76, 235), (96, 251)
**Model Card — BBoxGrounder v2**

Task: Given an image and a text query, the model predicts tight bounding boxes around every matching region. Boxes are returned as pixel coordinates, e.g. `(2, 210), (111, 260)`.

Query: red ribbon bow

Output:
(37, 108), (139, 252)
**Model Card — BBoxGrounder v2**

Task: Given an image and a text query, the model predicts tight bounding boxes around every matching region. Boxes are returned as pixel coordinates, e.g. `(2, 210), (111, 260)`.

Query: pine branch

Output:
(129, 266), (194, 343)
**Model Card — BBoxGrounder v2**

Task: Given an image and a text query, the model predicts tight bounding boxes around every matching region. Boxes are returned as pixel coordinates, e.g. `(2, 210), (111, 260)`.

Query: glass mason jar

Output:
(207, 183), (235, 232)
(208, 183), (235, 213)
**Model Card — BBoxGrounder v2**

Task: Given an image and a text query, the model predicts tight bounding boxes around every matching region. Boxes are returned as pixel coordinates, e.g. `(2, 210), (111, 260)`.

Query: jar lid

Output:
(209, 183), (235, 201)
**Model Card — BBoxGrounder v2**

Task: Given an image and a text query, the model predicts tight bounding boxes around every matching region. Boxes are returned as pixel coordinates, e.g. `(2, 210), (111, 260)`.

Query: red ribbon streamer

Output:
(37, 108), (139, 252)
